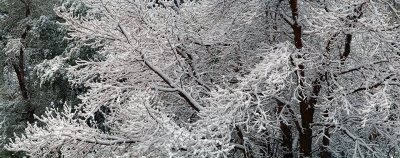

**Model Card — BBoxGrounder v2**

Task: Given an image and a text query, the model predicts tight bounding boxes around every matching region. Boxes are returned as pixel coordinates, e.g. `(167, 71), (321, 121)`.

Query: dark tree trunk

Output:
(320, 110), (331, 158)
(277, 100), (293, 158)
(288, 0), (321, 157)
(13, 0), (34, 123)
(340, 34), (352, 63)
(24, 0), (31, 17)
(298, 99), (313, 157)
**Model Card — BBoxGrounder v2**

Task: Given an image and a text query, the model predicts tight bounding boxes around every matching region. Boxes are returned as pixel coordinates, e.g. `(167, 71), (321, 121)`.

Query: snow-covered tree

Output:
(6, 0), (400, 157)
(0, 0), (84, 157)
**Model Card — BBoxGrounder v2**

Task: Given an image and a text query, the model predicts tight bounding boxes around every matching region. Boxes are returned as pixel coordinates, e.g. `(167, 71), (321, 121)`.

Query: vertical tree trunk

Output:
(13, 0), (34, 123)
(277, 100), (293, 158)
(24, 0), (31, 17)
(288, 0), (321, 157)
(320, 112), (331, 158)
(276, 100), (293, 158)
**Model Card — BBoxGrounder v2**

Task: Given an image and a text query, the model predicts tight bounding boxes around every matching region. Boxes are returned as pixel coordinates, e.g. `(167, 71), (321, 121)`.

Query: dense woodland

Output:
(0, 0), (400, 157)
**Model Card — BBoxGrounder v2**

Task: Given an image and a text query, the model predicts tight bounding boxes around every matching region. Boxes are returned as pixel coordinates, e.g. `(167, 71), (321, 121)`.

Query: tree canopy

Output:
(3, 0), (400, 157)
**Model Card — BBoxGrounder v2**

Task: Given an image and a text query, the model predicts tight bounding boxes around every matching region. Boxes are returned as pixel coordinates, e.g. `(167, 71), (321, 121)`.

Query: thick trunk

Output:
(292, 24), (302, 49)
(277, 100), (293, 158)
(299, 99), (313, 157)
(288, 1), (320, 157)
